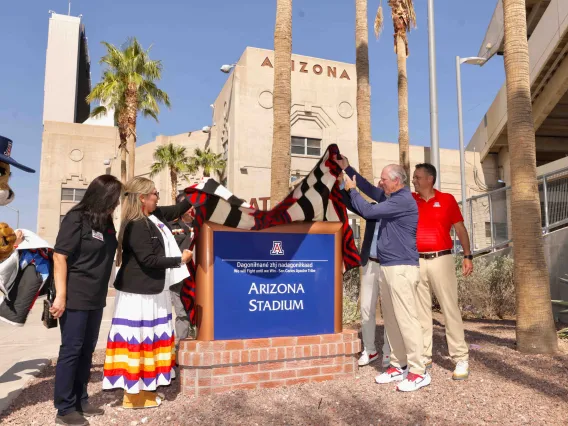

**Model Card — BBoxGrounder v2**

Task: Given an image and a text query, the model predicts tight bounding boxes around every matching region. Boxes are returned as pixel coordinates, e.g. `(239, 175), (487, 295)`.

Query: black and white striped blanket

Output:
(180, 143), (360, 324)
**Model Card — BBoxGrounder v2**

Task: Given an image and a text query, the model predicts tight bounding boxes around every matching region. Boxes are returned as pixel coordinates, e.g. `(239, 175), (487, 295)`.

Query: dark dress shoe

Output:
(77, 401), (104, 417)
(55, 411), (89, 426)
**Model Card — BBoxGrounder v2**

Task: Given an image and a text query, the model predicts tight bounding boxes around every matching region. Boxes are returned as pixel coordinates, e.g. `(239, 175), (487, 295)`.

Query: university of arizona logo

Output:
(270, 241), (284, 255)
(4, 141), (12, 157)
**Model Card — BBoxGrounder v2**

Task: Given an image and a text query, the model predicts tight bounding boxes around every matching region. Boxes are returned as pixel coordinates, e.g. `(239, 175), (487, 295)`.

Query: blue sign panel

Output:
(213, 231), (335, 340)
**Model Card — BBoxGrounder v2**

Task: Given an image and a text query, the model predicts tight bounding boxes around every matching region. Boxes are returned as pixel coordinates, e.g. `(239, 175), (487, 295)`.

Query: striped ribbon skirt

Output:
(103, 289), (176, 394)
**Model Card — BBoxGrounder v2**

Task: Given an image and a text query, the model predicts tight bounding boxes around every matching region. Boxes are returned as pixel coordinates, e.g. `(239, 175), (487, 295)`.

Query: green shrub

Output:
(341, 253), (516, 322)
(342, 266), (360, 324)
(454, 254), (515, 319)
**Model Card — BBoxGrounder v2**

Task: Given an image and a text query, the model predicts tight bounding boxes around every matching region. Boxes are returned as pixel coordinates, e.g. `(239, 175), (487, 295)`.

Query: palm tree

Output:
(270, 0), (293, 206)
(375, 0), (415, 181)
(502, 0), (557, 353)
(355, 0), (374, 255)
(191, 148), (226, 179)
(87, 38), (171, 183)
(149, 143), (197, 204)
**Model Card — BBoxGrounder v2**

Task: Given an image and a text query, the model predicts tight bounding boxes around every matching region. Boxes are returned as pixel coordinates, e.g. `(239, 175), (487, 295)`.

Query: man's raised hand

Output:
(344, 174), (357, 191)
(332, 154), (349, 170)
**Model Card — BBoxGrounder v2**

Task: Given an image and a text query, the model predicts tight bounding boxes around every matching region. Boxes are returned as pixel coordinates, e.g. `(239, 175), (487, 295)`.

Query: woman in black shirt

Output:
(52, 175), (122, 426)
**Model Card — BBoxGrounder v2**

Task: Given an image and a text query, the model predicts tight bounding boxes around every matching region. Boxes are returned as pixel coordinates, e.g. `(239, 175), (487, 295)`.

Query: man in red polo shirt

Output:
(412, 163), (473, 380)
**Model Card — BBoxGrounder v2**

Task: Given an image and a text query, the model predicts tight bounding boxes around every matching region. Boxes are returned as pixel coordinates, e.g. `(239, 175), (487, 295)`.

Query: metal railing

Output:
(454, 165), (568, 254)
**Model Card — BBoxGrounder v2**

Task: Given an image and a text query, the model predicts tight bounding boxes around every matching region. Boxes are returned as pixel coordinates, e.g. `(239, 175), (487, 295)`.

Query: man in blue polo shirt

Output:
(338, 174), (391, 368)
(335, 155), (430, 392)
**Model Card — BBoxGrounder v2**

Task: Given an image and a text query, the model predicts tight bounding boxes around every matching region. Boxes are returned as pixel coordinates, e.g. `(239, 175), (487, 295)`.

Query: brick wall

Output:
(178, 330), (361, 397)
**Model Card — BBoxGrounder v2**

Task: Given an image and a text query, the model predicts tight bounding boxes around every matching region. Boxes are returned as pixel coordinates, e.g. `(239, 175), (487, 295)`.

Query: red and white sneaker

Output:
(375, 365), (408, 384)
(397, 372), (432, 392)
(358, 350), (379, 366)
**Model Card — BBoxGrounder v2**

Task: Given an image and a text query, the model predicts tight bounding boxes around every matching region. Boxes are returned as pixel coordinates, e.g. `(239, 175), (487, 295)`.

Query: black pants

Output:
(54, 308), (104, 416)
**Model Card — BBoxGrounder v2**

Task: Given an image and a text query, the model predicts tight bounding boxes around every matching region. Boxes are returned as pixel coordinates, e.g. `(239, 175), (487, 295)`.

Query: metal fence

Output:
(454, 165), (568, 254)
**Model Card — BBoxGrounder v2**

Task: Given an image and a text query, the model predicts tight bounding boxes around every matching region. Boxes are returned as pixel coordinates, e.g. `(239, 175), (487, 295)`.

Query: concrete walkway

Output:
(0, 296), (115, 414)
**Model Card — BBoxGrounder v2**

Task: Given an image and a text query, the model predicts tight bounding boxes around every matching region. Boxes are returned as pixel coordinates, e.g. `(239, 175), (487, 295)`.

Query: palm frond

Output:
(89, 106), (109, 119)
(151, 142), (196, 181)
(389, 0), (416, 32)
(141, 108), (159, 122)
(143, 60), (163, 81)
(89, 37), (170, 135)
(190, 148), (226, 177)
(374, 2), (384, 40)
(149, 161), (166, 177)
(404, 0), (417, 30)
(180, 161), (198, 175)
(388, 0), (416, 56)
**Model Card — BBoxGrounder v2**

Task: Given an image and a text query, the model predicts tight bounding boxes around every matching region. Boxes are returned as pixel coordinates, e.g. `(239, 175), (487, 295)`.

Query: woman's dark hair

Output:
(71, 175), (123, 231)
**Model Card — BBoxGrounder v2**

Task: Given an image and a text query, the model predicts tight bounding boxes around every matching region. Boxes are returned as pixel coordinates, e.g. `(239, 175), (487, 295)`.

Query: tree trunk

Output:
(120, 146), (127, 185)
(170, 168), (178, 205)
(270, 0), (293, 206)
(355, 0), (374, 256)
(503, 0), (558, 353)
(126, 84), (138, 182)
(396, 34), (410, 183)
(118, 112), (128, 185)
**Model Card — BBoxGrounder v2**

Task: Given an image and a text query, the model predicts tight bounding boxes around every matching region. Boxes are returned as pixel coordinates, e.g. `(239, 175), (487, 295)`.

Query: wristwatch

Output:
(463, 254), (473, 260)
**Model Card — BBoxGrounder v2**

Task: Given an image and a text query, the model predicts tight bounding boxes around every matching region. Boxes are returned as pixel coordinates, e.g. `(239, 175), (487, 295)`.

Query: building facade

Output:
(42, 12), (91, 125)
(463, 0), (568, 252)
(467, 0), (568, 182)
(143, 48), (484, 209)
(38, 42), (486, 245)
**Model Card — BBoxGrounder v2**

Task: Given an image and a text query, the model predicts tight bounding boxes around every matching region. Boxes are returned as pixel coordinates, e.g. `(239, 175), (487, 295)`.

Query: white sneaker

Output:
(375, 365), (408, 384)
(358, 350), (379, 366)
(452, 360), (469, 380)
(397, 372), (432, 392)
(382, 354), (391, 368)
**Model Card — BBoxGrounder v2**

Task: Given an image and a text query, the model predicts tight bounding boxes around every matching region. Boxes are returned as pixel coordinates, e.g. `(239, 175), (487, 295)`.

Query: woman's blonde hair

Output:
(116, 176), (155, 266)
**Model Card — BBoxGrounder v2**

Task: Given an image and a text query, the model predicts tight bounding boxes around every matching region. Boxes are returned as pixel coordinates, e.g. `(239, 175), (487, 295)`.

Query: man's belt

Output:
(418, 249), (452, 259)
(369, 257), (380, 264)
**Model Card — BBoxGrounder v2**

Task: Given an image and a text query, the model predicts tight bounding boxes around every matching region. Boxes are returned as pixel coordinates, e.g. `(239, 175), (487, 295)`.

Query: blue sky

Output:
(0, 0), (503, 231)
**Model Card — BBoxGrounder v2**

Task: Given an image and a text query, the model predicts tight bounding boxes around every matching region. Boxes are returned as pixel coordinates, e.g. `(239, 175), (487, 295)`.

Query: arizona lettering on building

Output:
(261, 57), (350, 80)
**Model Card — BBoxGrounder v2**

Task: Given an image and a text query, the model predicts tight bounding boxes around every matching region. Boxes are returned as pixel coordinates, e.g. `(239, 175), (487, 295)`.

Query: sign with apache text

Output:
(212, 231), (335, 340)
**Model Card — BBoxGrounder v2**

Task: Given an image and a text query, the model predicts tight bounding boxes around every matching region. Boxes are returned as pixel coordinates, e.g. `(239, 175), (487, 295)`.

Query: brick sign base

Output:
(178, 330), (361, 397)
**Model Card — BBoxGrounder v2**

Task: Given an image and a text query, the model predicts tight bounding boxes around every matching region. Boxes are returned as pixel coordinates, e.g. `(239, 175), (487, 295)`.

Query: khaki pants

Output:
(360, 261), (391, 356)
(379, 265), (424, 375)
(416, 255), (469, 362)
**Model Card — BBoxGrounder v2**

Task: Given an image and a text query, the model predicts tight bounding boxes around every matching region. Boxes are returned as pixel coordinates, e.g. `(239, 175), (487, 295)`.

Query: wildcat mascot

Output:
(0, 135), (51, 326)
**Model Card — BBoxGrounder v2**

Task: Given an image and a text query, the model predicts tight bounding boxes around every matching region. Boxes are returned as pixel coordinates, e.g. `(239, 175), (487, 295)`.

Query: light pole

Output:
(220, 64), (236, 74)
(3, 205), (20, 228)
(427, 0), (440, 189)
(456, 56), (487, 228)
(103, 158), (114, 175)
